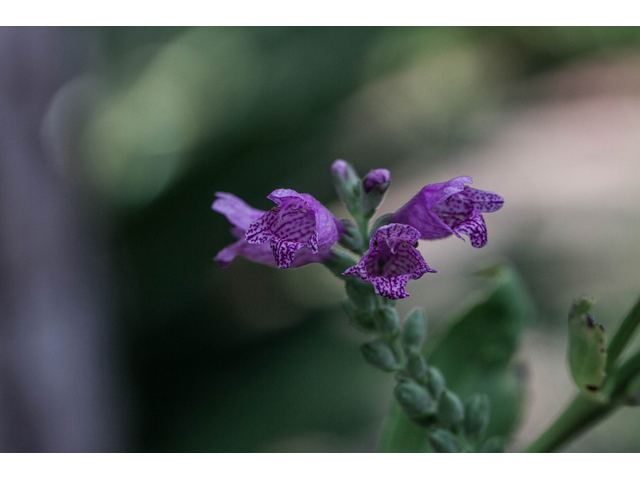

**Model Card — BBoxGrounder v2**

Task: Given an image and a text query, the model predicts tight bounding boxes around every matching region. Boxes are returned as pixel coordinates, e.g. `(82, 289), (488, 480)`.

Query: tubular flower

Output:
(390, 176), (504, 248)
(245, 189), (342, 268)
(343, 224), (437, 300)
(212, 192), (329, 268)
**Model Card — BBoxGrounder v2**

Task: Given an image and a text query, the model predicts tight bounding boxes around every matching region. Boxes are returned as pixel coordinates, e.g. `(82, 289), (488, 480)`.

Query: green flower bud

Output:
(394, 380), (437, 419)
(407, 351), (428, 381)
(568, 297), (607, 396)
(438, 390), (465, 426)
(345, 278), (376, 311)
(401, 308), (427, 353)
(480, 437), (505, 453)
(338, 219), (364, 253)
(361, 340), (398, 371)
(426, 366), (446, 399)
(463, 393), (491, 439)
(428, 428), (459, 453)
(331, 159), (362, 215)
(342, 298), (376, 332)
(376, 305), (399, 334)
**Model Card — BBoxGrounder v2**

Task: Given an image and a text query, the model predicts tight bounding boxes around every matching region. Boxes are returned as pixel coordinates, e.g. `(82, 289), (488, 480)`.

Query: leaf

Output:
(378, 262), (534, 451)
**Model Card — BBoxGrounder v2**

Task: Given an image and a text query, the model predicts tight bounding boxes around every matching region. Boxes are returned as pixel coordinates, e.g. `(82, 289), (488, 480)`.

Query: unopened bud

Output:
(331, 159), (361, 214)
(407, 352), (428, 381)
(426, 366), (446, 399)
(361, 340), (397, 371)
(464, 393), (491, 439)
(438, 390), (464, 426)
(338, 219), (363, 252)
(402, 308), (427, 353)
(480, 437), (505, 453)
(345, 278), (376, 311)
(394, 380), (437, 419)
(362, 169), (391, 216)
(342, 298), (376, 332)
(376, 305), (399, 334)
(428, 428), (459, 453)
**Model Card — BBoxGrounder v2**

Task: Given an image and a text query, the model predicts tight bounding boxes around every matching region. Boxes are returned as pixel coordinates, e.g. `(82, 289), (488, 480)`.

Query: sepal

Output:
(361, 340), (398, 371)
(428, 428), (459, 453)
(394, 380), (437, 419)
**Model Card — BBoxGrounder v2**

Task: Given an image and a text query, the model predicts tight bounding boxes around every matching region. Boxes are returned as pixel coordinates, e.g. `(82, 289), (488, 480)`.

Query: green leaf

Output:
(568, 296), (607, 397)
(377, 262), (533, 451)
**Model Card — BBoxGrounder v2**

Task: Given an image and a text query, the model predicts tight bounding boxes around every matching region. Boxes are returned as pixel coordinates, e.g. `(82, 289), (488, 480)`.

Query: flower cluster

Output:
(213, 161), (503, 299)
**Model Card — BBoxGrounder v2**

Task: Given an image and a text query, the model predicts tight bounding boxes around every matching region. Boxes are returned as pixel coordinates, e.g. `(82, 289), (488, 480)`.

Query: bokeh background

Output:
(2, 26), (640, 452)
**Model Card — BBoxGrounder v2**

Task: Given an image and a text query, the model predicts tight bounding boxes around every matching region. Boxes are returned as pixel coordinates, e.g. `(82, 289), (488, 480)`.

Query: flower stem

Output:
(606, 295), (640, 371)
(522, 394), (613, 453)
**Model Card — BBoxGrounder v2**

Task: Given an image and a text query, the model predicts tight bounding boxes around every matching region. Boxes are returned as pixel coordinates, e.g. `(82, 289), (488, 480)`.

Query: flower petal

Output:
(245, 211), (276, 244)
(454, 210), (487, 248)
(212, 192), (266, 230)
(460, 187), (504, 213)
(270, 238), (304, 269)
(369, 275), (411, 300)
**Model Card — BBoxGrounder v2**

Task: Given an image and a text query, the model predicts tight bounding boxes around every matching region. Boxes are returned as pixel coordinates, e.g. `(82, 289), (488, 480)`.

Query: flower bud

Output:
(426, 366), (446, 399)
(362, 169), (391, 216)
(331, 159), (361, 214)
(428, 428), (459, 453)
(480, 437), (505, 453)
(363, 169), (391, 194)
(394, 380), (437, 419)
(464, 393), (491, 439)
(438, 390), (465, 426)
(337, 219), (364, 253)
(407, 352), (428, 381)
(342, 298), (376, 332)
(402, 308), (427, 353)
(361, 340), (398, 371)
(376, 305), (399, 334)
(345, 278), (376, 311)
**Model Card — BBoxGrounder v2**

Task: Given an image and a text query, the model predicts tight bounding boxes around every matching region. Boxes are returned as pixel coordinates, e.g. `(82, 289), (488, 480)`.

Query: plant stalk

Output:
(523, 394), (613, 453)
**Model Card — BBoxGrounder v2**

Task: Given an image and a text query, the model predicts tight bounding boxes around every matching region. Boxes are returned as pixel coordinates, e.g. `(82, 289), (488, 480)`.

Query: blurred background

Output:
(2, 26), (640, 452)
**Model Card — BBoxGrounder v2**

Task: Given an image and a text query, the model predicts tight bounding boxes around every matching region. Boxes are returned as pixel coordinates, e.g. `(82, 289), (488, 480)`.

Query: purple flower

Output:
(363, 169), (391, 194)
(212, 192), (329, 268)
(245, 189), (342, 269)
(390, 176), (504, 248)
(343, 224), (436, 300)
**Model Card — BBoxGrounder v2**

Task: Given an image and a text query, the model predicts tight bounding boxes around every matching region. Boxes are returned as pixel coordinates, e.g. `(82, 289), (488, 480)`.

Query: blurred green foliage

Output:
(84, 27), (640, 451)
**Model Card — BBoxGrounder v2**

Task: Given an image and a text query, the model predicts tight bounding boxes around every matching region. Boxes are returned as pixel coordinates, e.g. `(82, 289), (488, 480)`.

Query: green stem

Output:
(606, 295), (640, 371)
(356, 214), (370, 250)
(523, 394), (613, 453)
(524, 346), (640, 452)
(608, 348), (640, 397)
